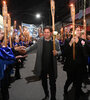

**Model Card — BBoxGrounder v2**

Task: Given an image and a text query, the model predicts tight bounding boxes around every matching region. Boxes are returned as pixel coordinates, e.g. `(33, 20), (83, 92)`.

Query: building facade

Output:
(69, 0), (90, 27)
(55, 0), (90, 33)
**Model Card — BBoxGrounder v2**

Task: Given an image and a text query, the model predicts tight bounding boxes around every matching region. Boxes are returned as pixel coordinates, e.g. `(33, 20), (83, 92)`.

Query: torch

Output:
(2, 0), (8, 47)
(19, 25), (23, 46)
(70, 4), (75, 60)
(50, 0), (56, 50)
(8, 14), (12, 48)
(83, 0), (86, 39)
(13, 20), (17, 31)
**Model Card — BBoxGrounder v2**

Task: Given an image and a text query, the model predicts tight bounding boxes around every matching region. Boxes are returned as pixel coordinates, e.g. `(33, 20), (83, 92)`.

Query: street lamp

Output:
(36, 13), (41, 19)
(35, 13), (44, 31)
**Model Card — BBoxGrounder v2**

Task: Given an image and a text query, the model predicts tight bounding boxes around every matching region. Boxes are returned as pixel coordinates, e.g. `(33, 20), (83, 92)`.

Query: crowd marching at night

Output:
(0, 0), (90, 100)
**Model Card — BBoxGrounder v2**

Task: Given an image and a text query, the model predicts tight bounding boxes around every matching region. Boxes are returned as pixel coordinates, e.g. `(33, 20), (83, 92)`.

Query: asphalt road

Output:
(9, 53), (90, 100)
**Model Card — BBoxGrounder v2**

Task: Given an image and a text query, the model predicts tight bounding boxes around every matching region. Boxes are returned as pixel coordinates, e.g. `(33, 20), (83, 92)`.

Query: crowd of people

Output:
(0, 25), (90, 100)
(0, 26), (33, 100)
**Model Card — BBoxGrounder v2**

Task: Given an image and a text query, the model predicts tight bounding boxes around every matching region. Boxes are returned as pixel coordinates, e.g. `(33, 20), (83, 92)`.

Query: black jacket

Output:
(63, 38), (88, 73)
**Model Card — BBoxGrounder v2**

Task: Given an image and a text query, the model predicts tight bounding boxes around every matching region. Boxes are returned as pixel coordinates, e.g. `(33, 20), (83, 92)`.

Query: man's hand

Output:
(14, 46), (26, 54)
(53, 50), (58, 56)
(14, 46), (26, 51)
(19, 49), (26, 55)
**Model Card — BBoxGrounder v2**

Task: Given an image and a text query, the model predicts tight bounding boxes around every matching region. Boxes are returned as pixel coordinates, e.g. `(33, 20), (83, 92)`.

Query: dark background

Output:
(0, 0), (69, 26)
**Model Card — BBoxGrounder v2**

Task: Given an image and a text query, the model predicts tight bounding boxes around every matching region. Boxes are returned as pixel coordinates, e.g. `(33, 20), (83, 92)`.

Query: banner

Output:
(78, 10), (83, 19)
(22, 23), (39, 38)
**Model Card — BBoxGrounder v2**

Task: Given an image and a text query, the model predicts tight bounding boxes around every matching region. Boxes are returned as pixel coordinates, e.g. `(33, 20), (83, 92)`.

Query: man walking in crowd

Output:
(26, 26), (61, 100)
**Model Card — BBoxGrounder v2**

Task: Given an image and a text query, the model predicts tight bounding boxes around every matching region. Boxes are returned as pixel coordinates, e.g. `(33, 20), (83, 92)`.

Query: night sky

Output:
(0, 0), (69, 26)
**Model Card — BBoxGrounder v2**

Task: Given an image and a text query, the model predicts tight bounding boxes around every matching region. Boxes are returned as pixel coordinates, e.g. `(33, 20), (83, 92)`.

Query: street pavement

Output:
(9, 52), (90, 100)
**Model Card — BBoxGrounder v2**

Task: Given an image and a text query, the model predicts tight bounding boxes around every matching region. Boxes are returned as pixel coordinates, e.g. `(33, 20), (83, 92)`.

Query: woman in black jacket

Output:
(63, 27), (88, 100)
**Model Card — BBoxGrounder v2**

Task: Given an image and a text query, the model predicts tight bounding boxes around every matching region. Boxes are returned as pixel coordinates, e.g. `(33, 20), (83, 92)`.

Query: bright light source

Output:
(36, 13), (41, 19)
(14, 20), (17, 24)
(3, 1), (6, 4)
(70, 3), (74, 7)
(8, 13), (10, 17)
(70, 25), (73, 28)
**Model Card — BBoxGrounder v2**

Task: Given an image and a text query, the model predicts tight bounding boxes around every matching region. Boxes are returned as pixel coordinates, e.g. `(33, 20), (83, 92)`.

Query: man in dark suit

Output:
(26, 26), (61, 100)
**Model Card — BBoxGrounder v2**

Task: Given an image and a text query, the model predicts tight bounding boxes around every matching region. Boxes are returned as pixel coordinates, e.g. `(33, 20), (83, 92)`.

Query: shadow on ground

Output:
(25, 75), (40, 83)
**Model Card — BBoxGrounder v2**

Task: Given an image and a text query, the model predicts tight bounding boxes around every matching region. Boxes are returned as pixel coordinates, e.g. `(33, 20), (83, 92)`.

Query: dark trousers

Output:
(1, 69), (9, 100)
(41, 72), (56, 100)
(73, 71), (83, 100)
(64, 71), (73, 93)
(15, 63), (21, 79)
(64, 69), (83, 100)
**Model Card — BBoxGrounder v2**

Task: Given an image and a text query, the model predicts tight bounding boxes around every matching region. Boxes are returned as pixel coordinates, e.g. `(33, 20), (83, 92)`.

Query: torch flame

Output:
(3, 1), (6, 5)
(70, 3), (74, 7)
(8, 13), (10, 17)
